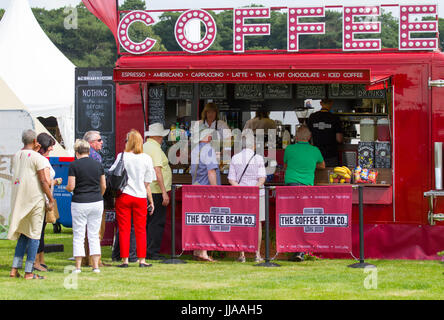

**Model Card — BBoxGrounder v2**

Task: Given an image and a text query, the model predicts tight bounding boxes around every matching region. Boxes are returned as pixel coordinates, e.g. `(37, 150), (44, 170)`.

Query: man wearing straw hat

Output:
(143, 123), (172, 260)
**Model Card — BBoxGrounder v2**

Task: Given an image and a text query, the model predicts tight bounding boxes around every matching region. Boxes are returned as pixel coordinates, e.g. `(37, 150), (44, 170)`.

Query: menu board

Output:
(75, 68), (115, 170)
(200, 83), (226, 99)
(167, 84), (194, 100)
(234, 84), (263, 99)
(328, 84), (356, 99)
(264, 84), (293, 99)
(148, 85), (165, 125)
(356, 85), (386, 99)
(296, 84), (326, 99)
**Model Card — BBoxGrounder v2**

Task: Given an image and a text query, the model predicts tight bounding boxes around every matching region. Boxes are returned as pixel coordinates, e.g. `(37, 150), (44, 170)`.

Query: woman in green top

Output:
(284, 125), (325, 186)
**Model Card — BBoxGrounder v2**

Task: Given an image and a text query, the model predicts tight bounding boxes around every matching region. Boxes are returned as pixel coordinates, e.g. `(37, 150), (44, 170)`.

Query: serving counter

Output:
(171, 166), (392, 205)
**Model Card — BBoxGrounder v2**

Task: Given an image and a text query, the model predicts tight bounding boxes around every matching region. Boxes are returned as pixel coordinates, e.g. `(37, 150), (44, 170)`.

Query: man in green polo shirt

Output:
(283, 125), (325, 262)
(284, 125), (325, 186)
(143, 123), (172, 260)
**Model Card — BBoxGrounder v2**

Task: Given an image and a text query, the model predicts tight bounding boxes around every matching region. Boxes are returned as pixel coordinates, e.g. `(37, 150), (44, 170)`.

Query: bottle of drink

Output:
(282, 130), (290, 149)
(175, 122), (181, 141)
(185, 122), (190, 138)
(170, 124), (176, 141)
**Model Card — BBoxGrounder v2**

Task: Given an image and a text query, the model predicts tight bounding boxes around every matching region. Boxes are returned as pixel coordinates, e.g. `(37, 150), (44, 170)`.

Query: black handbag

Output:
(106, 153), (128, 194)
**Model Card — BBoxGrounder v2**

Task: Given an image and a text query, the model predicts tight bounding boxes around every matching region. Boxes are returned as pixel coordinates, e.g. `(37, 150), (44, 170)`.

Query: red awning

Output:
(114, 53), (394, 85)
(367, 74), (391, 90)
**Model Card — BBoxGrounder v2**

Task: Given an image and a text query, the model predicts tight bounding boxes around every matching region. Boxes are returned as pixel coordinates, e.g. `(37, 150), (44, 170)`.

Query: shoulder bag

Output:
(237, 152), (256, 185)
(106, 153), (128, 193)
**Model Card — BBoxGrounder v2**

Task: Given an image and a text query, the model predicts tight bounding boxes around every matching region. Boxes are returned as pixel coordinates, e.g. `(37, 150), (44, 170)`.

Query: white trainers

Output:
(72, 268), (81, 274)
(255, 256), (264, 263)
(92, 268), (101, 273)
(236, 256), (246, 263)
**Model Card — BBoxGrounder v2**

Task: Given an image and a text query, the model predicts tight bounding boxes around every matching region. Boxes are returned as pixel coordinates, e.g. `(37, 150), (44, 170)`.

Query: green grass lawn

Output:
(0, 225), (443, 300)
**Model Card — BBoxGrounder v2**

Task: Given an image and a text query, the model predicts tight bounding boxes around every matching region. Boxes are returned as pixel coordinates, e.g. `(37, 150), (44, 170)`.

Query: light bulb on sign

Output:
(233, 7), (271, 53)
(117, 10), (157, 55)
(174, 9), (217, 53)
(342, 6), (381, 52)
(399, 5), (437, 50)
(287, 7), (325, 52)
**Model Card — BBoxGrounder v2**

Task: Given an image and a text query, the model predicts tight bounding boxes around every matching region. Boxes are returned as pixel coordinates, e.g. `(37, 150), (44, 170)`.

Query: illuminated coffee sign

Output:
(175, 9), (217, 53)
(118, 10), (157, 54)
(117, 4), (438, 55)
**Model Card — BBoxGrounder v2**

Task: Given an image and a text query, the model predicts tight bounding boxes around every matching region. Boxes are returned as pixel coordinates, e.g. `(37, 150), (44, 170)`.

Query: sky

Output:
(0, 0), (443, 18)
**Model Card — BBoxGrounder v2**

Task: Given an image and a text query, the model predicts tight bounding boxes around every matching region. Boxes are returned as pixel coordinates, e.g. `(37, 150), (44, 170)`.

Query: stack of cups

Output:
(435, 142), (443, 190)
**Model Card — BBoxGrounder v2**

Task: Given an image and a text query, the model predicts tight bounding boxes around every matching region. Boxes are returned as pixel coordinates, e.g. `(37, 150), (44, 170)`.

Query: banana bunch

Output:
(329, 166), (352, 184)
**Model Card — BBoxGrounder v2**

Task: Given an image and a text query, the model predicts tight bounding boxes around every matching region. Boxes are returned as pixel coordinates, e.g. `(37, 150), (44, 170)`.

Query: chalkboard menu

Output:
(148, 85), (165, 125)
(328, 84), (356, 99)
(234, 84), (263, 99)
(296, 84), (326, 99)
(199, 83), (226, 99)
(264, 84), (293, 99)
(75, 68), (115, 170)
(166, 84), (194, 100)
(356, 85), (386, 99)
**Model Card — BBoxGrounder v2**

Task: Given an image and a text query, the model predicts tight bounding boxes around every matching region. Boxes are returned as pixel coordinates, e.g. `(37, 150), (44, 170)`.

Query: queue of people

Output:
(7, 110), (329, 278)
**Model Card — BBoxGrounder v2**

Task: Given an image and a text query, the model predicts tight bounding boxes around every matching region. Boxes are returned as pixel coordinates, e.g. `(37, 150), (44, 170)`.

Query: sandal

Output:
(40, 264), (53, 272)
(192, 255), (216, 262)
(9, 272), (21, 278)
(25, 273), (45, 280)
(33, 265), (48, 272)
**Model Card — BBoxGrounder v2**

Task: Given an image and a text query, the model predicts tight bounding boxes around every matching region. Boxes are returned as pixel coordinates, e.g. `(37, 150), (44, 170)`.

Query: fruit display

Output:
(329, 166), (352, 184)
(354, 166), (378, 184)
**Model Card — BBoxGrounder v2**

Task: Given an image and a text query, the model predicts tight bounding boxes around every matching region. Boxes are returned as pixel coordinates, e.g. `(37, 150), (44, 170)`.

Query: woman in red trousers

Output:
(111, 129), (155, 268)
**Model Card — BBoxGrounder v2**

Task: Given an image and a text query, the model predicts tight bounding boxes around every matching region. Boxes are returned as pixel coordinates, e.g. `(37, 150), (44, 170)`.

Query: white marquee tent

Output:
(0, 76), (69, 156)
(0, 0), (75, 155)
(0, 76), (69, 239)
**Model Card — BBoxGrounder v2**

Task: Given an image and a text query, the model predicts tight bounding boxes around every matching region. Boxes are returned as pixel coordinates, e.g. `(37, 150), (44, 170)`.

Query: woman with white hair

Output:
(66, 139), (106, 273)
(228, 131), (266, 263)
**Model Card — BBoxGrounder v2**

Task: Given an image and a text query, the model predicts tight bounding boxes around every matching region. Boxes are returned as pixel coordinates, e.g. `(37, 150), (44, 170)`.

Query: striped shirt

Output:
(228, 148), (266, 195)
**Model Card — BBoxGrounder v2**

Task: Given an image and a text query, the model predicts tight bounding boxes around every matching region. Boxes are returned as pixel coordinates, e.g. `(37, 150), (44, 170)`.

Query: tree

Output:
(32, 5), (118, 67)
(119, 0), (146, 11)
(29, 3), (165, 67)
(152, 11), (183, 52)
(380, 12), (399, 48)
(439, 18), (444, 50)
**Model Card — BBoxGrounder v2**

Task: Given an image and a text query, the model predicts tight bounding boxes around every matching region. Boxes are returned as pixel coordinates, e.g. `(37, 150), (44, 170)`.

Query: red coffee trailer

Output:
(83, 1), (444, 259)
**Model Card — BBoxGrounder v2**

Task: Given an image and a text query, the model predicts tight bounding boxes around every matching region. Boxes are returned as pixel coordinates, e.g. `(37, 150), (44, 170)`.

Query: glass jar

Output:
(360, 118), (375, 142)
(376, 118), (390, 141)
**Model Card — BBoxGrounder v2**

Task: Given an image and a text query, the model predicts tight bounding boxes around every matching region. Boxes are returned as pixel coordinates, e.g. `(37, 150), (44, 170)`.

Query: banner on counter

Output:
(276, 186), (352, 253)
(182, 185), (259, 252)
(114, 69), (371, 83)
